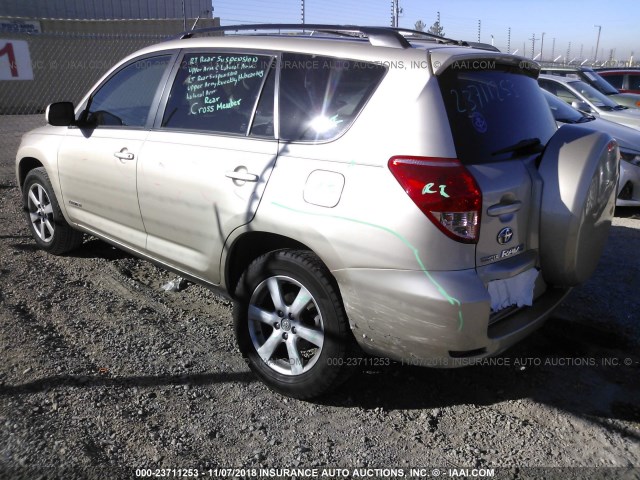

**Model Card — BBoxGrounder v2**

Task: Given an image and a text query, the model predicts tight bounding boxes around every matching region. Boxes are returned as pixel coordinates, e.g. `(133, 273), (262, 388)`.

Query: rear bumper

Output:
(334, 268), (570, 367)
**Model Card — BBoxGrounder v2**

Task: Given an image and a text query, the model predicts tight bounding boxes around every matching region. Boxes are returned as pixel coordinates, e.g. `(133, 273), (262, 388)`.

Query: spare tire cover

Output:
(538, 124), (619, 287)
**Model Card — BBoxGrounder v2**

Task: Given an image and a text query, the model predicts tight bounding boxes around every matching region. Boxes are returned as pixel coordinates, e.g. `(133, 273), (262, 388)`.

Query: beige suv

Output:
(16, 25), (619, 398)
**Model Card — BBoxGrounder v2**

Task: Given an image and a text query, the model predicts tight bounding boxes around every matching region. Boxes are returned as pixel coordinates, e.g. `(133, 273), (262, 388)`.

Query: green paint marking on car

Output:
(422, 183), (450, 198)
(271, 201), (465, 331)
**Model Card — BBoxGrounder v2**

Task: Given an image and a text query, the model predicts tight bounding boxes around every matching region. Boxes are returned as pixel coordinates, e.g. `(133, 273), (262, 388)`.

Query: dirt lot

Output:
(1, 115), (639, 480)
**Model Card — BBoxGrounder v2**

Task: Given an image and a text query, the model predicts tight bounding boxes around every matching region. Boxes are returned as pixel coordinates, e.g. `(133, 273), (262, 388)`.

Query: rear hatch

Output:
(435, 54), (618, 296)
(436, 58), (556, 270)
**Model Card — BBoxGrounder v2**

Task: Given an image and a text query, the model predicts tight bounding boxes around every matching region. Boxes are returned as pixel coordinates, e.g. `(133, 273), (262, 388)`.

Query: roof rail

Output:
(384, 27), (467, 46)
(175, 24), (466, 49)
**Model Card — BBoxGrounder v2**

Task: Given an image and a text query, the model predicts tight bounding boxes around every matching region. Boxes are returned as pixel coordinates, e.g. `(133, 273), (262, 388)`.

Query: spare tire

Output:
(538, 124), (619, 287)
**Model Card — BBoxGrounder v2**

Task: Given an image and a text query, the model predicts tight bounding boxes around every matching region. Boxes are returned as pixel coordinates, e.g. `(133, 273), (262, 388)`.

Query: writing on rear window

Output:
(183, 55), (265, 114)
(162, 53), (272, 134)
(450, 79), (520, 114)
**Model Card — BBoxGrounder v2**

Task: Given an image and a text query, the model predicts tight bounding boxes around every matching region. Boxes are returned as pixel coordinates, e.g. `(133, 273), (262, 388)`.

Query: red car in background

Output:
(598, 69), (640, 94)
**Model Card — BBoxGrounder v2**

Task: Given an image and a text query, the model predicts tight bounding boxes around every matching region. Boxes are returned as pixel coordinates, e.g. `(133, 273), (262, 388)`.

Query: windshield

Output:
(543, 90), (585, 123)
(568, 80), (619, 108)
(583, 70), (620, 95)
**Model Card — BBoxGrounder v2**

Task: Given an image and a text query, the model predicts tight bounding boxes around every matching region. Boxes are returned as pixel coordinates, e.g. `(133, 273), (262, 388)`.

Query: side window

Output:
(540, 80), (578, 105)
(86, 55), (172, 127)
(162, 53), (273, 135)
(555, 84), (580, 104)
(602, 73), (623, 89)
(279, 53), (386, 142)
(628, 75), (640, 90)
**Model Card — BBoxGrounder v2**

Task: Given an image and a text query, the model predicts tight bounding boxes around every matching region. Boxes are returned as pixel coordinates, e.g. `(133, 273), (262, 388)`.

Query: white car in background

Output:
(539, 74), (640, 131)
(544, 90), (640, 207)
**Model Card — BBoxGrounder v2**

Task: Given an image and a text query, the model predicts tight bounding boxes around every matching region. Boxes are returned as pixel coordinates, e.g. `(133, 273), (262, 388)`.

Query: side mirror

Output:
(45, 102), (75, 126)
(571, 100), (593, 114)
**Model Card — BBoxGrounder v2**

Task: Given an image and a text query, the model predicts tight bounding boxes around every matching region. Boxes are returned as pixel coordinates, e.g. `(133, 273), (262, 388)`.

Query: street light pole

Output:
(540, 32), (545, 62)
(594, 25), (602, 63)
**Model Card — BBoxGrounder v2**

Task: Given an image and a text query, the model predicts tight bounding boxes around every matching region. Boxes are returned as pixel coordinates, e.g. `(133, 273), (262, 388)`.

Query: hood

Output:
(613, 92), (640, 108)
(589, 117), (640, 152)
(600, 108), (640, 130)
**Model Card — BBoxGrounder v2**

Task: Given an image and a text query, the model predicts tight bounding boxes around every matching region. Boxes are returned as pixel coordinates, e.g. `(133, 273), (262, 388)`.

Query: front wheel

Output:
(22, 167), (84, 255)
(234, 250), (355, 399)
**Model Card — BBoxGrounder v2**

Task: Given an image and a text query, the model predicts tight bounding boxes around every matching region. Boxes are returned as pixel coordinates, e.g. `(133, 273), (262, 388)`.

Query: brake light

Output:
(388, 156), (482, 243)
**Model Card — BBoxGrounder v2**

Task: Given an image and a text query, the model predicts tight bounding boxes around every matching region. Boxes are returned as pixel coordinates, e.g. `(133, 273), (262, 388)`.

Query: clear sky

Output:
(213, 0), (640, 63)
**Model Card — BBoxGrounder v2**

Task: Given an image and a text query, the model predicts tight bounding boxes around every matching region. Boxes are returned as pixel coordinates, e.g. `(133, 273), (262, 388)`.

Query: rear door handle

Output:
(114, 150), (134, 161)
(225, 171), (259, 182)
(487, 200), (522, 217)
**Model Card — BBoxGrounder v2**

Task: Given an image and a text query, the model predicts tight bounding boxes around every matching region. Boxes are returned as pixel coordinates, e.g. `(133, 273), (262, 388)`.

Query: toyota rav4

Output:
(16, 25), (619, 398)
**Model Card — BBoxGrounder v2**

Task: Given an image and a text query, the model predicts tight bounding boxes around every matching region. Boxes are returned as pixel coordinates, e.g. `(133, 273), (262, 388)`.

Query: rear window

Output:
(439, 67), (556, 164)
(583, 71), (619, 94)
(279, 53), (386, 142)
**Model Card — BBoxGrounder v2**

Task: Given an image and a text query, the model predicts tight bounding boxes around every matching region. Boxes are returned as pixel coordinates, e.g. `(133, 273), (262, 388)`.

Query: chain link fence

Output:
(0, 31), (167, 115)
(0, 17), (211, 134)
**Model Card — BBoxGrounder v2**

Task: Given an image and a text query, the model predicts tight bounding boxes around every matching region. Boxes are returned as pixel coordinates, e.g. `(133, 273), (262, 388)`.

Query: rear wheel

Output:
(234, 249), (355, 399)
(23, 167), (84, 255)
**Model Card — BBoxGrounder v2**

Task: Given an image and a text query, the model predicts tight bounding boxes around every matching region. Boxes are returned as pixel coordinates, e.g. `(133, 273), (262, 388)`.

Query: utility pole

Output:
(181, 0), (187, 30)
(391, 0), (402, 28)
(477, 20), (481, 42)
(529, 33), (539, 59)
(394, 0), (398, 27)
(390, 0), (394, 27)
(579, 44), (583, 60)
(566, 42), (571, 65)
(301, 0), (305, 25)
(551, 37), (556, 62)
(594, 25), (602, 63)
(507, 27), (511, 54)
(540, 32), (545, 62)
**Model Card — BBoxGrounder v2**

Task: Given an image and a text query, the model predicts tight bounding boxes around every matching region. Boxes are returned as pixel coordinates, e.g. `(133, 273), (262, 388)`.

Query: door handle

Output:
(487, 200), (522, 217)
(225, 170), (259, 182)
(114, 150), (134, 161)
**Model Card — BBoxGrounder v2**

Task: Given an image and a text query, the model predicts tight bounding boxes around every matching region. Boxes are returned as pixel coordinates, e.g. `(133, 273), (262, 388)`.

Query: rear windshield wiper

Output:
(492, 138), (542, 156)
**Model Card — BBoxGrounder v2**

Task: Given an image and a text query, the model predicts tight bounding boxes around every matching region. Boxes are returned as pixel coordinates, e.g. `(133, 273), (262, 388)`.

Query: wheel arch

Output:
(225, 231), (315, 297)
(18, 157), (44, 190)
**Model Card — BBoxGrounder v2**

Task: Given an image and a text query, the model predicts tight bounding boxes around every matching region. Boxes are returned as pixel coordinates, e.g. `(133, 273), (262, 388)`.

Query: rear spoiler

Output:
(430, 51), (540, 78)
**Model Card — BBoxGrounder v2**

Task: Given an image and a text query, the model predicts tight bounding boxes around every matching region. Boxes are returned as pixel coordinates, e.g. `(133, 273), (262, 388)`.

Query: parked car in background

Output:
(540, 66), (640, 108)
(543, 90), (640, 207)
(15, 24), (620, 398)
(597, 69), (640, 94)
(538, 74), (640, 130)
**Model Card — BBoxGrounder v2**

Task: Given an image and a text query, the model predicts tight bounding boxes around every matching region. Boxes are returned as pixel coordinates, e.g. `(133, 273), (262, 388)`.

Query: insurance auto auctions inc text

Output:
(400, 356), (626, 367)
(196, 468), (495, 478)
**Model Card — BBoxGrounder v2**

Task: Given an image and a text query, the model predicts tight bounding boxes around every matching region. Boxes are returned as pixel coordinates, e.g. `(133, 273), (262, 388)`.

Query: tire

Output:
(22, 167), (84, 255)
(234, 249), (356, 399)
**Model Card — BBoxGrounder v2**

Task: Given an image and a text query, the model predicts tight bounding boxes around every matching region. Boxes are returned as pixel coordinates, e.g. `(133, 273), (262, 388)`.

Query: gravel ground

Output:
(1, 116), (639, 480)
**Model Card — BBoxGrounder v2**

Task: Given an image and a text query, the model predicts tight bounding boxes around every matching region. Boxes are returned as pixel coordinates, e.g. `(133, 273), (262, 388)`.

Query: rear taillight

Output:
(388, 156), (482, 244)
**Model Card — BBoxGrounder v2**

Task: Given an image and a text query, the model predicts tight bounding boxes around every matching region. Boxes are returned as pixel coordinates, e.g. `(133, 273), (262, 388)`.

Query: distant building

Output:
(0, 0), (213, 20)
